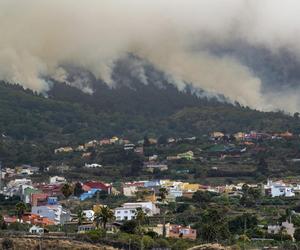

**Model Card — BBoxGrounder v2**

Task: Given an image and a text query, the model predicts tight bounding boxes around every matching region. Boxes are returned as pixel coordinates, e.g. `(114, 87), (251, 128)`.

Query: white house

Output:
(29, 225), (44, 235)
(268, 221), (295, 239)
(83, 210), (95, 221)
(7, 178), (32, 189)
(32, 205), (71, 225)
(49, 176), (66, 184)
(114, 202), (160, 221)
(265, 180), (295, 197)
(84, 163), (102, 168)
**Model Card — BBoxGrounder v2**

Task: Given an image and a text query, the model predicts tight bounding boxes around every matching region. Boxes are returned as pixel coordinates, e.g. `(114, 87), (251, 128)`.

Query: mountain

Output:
(0, 56), (299, 144)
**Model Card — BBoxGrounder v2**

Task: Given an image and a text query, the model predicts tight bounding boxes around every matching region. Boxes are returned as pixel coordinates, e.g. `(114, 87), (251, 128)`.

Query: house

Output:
(144, 163), (168, 172)
(85, 140), (98, 148)
(33, 184), (63, 197)
(75, 145), (85, 152)
(169, 224), (197, 240)
(54, 147), (73, 154)
(82, 181), (112, 198)
(280, 131), (293, 139)
(83, 210), (95, 221)
(124, 144), (135, 151)
(110, 136), (119, 144)
(29, 225), (44, 235)
(134, 147), (144, 155)
(23, 213), (55, 226)
(99, 139), (111, 146)
(149, 155), (158, 161)
(78, 224), (96, 233)
(233, 132), (245, 141)
(265, 180), (295, 197)
(83, 181), (112, 193)
(177, 151), (194, 161)
(7, 178), (32, 189)
(84, 163), (102, 169)
(31, 205), (71, 225)
(268, 221), (295, 239)
(122, 182), (145, 197)
(211, 132), (225, 139)
(49, 176), (66, 184)
(80, 188), (101, 201)
(151, 223), (197, 240)
(114, 202), (160, 221)
(22, 187), (40, 204)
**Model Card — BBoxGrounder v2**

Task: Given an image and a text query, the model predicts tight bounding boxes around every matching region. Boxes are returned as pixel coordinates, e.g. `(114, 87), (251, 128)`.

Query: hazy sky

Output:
(1, 0), (300, 112)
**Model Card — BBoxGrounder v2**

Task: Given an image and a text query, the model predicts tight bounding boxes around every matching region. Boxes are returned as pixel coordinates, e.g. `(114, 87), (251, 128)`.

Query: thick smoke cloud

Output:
(0, 0), (300, 112)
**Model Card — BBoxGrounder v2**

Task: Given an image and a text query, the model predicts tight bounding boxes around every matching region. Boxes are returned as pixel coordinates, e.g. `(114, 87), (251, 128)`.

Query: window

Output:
(117, 211), (121, 214)
(124, 216), (128, 220)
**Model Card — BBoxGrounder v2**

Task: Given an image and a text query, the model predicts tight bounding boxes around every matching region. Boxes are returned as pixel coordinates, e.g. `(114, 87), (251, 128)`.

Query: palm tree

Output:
(94, 206), (114, 229)
(15, 202), (27, 221)
(135, 207), (147, 227)
(61, 183), (73, 199)
(77, 208), (85, 226)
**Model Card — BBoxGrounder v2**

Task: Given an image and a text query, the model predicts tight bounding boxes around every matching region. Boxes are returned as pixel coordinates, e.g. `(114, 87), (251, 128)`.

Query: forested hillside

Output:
(0, 80), (299, 145)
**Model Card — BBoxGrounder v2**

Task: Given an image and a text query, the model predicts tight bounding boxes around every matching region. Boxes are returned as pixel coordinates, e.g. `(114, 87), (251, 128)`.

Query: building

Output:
(83, 210), (95, 221)
(177, 151), (194, 161)
(122, 182), (145, 197)
(29, 225), (44, 235)
(54, 147), (73, 154)
(152, 223), (197, 240)
(169, 224), (197, 240)
(78, 224), (96, 233)
(83, 181), (112, 194)
(49, 176), (66, 184)
(145, 163), (168, 172)
(84, 163), (102, 169)
(265, 180), (295, 197)
(31, 205), (71, 225)
(114, 202), (160, 221)
(268, 221), (295, 240)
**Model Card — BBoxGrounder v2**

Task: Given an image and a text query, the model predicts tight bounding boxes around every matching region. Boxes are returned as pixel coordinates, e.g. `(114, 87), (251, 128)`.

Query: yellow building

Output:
(180, 183), (200, 192)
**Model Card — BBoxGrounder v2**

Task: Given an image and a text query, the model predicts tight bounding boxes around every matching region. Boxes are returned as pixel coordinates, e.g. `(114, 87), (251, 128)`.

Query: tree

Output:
(257, 157), (268, 175)
(120, 220), (138, 234)
(159, 188), (168, 203)
(77, 208), (85, 226)
(135, 207), (148, 227)
(192, 191), (215, 203)
(0, 214), (7, 229)
(229, 213), (258, 234)
(130, 159), (143, 176)
(73, 182), (84, 197)
(143, 135), (150, 147)
(294, 228), (300, 242)
(94, 206), (114, 229)
(15, 202), (26, 221)
(61, 183), (73, 199)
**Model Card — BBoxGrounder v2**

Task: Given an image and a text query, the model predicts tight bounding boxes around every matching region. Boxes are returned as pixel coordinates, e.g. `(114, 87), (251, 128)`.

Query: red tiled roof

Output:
(84, 181), (111, 190)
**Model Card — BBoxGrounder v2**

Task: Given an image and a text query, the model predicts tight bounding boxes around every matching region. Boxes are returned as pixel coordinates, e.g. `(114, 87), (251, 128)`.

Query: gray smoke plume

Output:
(1, 0), (300, 112)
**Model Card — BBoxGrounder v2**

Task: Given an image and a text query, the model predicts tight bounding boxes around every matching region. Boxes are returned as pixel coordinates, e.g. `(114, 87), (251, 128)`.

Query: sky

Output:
(1, 0), (300, 112)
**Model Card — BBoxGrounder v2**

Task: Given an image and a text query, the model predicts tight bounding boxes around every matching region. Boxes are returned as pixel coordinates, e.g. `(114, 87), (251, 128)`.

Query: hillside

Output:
(0, 77), (299, 145)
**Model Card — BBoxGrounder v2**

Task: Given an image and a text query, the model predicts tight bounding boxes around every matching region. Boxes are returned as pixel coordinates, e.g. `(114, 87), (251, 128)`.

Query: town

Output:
(0, 130), (300, 249)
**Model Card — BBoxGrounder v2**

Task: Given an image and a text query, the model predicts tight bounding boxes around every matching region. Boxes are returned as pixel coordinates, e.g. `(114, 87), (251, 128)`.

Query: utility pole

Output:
(0, 161), (2, 191)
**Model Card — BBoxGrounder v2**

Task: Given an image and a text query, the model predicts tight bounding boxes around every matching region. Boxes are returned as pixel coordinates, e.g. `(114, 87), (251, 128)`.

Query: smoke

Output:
(1, 0), (300, 112)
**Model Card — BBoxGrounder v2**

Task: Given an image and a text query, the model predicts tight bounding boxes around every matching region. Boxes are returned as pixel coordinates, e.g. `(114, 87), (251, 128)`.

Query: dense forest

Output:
(0, 77), (299, 145)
